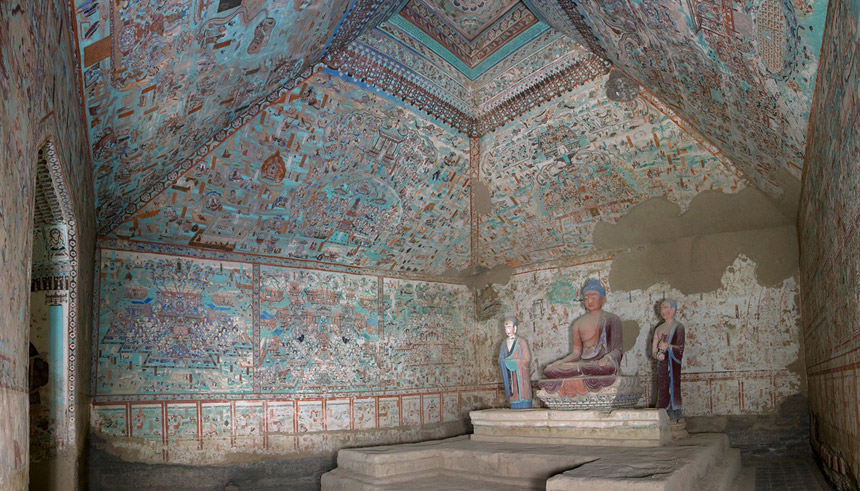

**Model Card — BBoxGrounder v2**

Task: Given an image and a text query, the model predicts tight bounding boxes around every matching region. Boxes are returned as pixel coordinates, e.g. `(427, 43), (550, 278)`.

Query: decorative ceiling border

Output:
(387, 14), (549, 79)
(322, 0), (410, 66)
(523, 0), (608, 60)
(326, 43), (480, 134)
(327, 46), (609, 136)
(477, 53), (609, 133)
(397, 1), (541, 70)
(97, 238), (468, 285)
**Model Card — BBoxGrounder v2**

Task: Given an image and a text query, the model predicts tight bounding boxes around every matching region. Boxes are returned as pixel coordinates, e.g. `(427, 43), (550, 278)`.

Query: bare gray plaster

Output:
(593, 189), (799, 294)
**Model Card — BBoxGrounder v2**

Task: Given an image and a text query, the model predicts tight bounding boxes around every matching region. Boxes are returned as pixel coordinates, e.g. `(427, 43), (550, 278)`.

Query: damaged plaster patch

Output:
(460, 263), (514, 290)
(473, 180), (494, 215)
(593, 188), (798, 294)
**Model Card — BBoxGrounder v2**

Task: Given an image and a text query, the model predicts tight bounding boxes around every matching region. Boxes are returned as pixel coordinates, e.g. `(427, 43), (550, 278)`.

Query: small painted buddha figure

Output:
(498, 316), (532, 409)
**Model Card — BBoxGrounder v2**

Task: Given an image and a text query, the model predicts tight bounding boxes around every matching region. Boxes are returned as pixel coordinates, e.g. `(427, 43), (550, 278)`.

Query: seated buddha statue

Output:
(538, 279), (622, 396)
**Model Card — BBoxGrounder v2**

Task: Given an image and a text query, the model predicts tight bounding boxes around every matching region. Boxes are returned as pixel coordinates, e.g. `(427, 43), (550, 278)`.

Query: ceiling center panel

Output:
(421, 0), (522, 41)
(396, 0), (543, 72)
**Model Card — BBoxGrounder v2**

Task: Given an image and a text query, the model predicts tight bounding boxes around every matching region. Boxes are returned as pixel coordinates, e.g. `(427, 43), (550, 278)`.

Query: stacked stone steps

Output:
(321, 433), (742, 490)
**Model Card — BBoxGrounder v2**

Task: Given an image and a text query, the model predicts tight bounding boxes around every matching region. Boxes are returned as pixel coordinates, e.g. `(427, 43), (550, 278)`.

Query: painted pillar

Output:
(48, 302), (66, 439)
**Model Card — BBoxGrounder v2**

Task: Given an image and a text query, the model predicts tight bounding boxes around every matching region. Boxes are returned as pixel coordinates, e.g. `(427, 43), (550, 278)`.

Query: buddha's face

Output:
(661, 302), (676, 321)
(504, 320), (516, 338)
(583, 290), (605, 313)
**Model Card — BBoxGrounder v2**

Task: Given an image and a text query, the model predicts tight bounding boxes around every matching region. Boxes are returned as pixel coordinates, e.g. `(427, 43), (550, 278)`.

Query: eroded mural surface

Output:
(571, 0), (827, 195)
(479, 255), (802, 416)
(92, 249), (501, 462)
(799, 0), (860, 484)
(71, 0), (353, 226)
(110, 71), (472, 275)
(479, 71), (743, 268)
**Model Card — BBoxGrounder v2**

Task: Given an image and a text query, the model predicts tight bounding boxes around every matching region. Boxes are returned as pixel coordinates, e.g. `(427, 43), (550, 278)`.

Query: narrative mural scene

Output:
(91, 249), (499, 462)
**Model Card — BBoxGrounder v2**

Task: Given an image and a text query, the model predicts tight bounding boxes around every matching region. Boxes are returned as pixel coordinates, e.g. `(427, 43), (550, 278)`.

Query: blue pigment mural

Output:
(70, 0), (355, 226)
(92, 248), (495, 459)
(569, 0), (828, 195)
(95, 251), (253, 395)
(110, 71), (472, 275)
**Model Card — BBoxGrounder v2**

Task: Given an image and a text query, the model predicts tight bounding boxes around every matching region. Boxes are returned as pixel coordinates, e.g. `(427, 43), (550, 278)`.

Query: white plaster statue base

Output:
(470, 408), (671, 447)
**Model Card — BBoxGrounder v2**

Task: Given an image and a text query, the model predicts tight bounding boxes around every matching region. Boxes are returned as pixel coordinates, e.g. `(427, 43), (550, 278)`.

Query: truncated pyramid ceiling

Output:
(71, 0), (829, 275)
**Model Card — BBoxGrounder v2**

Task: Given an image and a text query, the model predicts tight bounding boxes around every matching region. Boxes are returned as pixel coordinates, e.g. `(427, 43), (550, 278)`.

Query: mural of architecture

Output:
(799, 0), (860, 486)
(259, 267), (381, 393)
(480, 71), (743, 267)
(94, 251), (254, 396)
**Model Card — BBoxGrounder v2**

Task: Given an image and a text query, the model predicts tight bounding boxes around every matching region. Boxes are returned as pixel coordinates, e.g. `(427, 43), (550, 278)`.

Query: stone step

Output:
(700, 447), (742, 491)
(545, 434), (735, 490)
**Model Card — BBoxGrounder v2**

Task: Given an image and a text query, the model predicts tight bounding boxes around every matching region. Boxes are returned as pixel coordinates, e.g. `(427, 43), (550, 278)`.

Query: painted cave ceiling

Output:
(71, 0), (830, 275)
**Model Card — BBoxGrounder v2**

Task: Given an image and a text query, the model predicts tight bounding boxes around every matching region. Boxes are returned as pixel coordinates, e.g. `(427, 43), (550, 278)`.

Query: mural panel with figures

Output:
(91, 250), (502, 462)
(110, 70), (471, 275)
(95, 250), (253, 395)
(259, 267), (381, 393)
(479, 71), (743, 267)
(382, 279), (476, 388)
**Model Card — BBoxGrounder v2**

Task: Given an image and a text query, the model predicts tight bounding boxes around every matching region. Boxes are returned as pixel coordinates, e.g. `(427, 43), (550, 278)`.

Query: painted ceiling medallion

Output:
(427, 0), (521, 40)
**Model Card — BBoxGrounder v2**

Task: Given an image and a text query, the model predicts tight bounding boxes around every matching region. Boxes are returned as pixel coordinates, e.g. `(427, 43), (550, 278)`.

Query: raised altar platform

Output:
(321, 433), (740, 490)
(470, 408), (671, 447)
(320, 409), (741, 490)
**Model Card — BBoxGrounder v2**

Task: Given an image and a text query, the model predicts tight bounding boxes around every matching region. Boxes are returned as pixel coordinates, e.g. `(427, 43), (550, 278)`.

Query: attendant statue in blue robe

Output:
(499, 317), (532, 409)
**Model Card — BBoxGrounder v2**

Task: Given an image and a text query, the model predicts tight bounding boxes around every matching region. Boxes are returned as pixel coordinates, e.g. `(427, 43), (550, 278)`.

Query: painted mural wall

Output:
(90, 248), (502, 463)
(800, 0), (860, 487)
(1, 0), (96, 489)
(571, 0), (827, 200)
(479, 70), (743, 268)
(109, 70), (472, 276)
(478, 255), (802, 418)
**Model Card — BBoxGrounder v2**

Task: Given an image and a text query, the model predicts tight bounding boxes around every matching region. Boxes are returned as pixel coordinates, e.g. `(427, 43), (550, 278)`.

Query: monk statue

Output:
(652, 299), (685, 421)
(538, 279), (623, 396)
(498, 316), (532, 409)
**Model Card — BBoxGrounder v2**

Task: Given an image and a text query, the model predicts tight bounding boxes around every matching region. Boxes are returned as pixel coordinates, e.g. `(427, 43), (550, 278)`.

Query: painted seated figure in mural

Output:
(652, 299), (685, 421)
(538, 279), (622, 395)
(498, 316), (532, 409)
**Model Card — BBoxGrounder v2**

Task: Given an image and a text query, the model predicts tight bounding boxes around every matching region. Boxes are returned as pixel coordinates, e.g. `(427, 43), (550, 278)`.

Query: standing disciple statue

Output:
(499, 317), (532, 409)
(652, 299), (685, 421)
